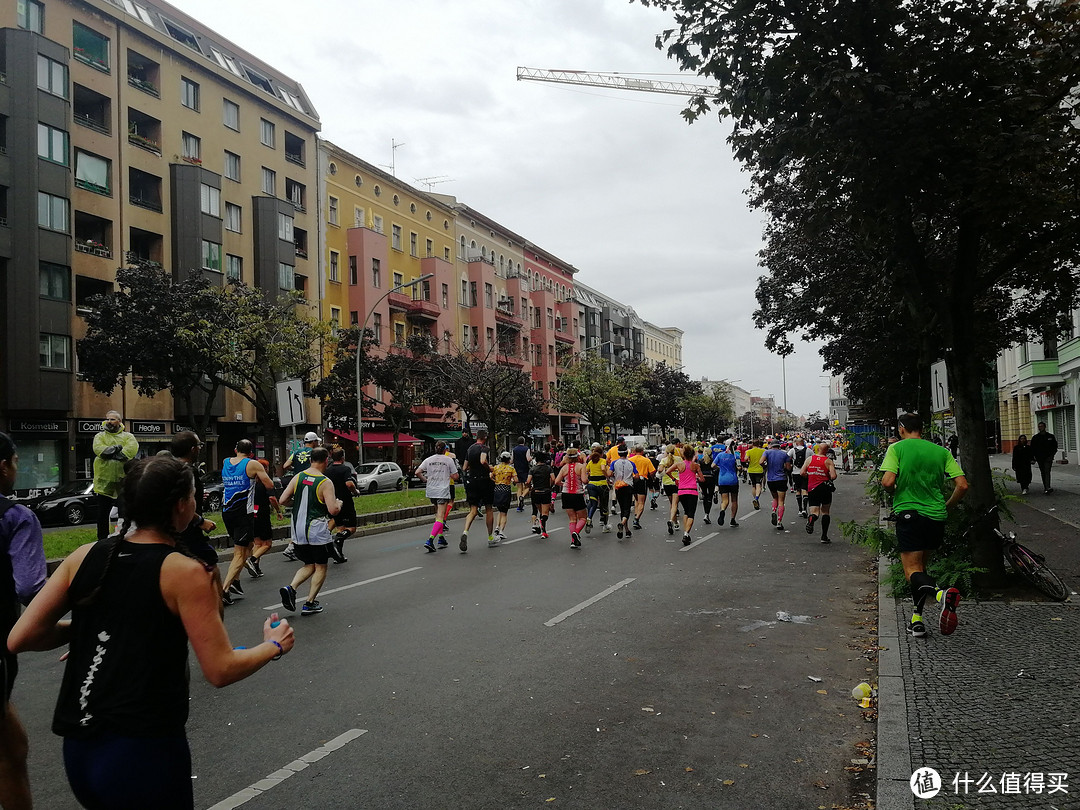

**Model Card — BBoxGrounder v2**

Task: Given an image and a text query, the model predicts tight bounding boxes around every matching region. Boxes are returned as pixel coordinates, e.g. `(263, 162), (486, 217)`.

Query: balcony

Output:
(495, 303), (521, 327)
(405, 297), (441, 322)
(74, 241), (112, 259)
(387, 290), (411, 312)
(554, 329), (575, 344)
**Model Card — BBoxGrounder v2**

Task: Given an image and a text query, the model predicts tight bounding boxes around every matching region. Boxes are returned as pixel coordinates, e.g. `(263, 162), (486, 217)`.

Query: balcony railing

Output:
(75, 178), (110, 196)
(73, 50), (109, 72)
(129, 194), (162, 212)
(294, 245), (308, 259)
(75, 241), (112, 259)
(127, 75), (160, 97)
(75, 114), (110, 136)
(285, 151), (304, 166)
(405, 297), (441, 321)
(128, 132), (161, 154)
(387, 290), (411, 311)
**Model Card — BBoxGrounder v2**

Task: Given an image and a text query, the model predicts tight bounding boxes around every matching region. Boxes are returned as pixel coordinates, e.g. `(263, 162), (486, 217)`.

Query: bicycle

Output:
(964, 505), (1070, 601)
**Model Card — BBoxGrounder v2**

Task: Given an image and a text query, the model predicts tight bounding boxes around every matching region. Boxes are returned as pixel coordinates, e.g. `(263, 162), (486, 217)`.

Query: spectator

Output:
(91, 411), (138, 540)
(1011, 434), (1034, 495)
(1030, 422), (1058, 494)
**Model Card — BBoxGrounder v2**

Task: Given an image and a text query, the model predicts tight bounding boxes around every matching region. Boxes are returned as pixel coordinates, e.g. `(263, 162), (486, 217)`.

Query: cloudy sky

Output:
(173, 0), (830, 417)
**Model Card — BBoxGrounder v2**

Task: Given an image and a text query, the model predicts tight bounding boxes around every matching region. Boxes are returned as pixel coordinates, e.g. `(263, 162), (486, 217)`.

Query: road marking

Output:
(261, 567), (421, 610)
(205, 728), (367, 810)
(501, 527), (563, 546)
(544, 578), (636, 627)
(678, 531), (717, 552)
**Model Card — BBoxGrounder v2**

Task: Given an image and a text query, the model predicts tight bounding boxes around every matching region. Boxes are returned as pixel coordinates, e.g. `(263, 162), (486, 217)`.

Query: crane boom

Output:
(516, 66), (718, 97)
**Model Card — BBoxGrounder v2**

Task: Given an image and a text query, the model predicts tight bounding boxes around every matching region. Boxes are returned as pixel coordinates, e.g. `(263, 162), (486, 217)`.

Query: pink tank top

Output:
(563, 462), (582, 494)
(678, 459), (698, 495)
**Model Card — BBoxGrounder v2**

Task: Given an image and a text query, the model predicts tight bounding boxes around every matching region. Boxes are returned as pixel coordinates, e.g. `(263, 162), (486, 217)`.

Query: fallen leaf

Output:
(685, 767), (694, 772)
(794, 758), (804, 763)
(722, 779), (735, 786)
(816, 689), (828, 695)
(1051, 617), (1062, 622)
(750, 734), (760, 738)
(738, 763), (749, 768)
(633, 769), (651, 776)
(546, 799), (556, 803)
(814, 647), (827, 651)
(813, 780), (828, 789)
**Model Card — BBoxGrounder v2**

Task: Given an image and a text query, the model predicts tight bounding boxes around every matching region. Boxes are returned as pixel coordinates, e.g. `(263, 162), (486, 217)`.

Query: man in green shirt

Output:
(880, 413), (968, 638)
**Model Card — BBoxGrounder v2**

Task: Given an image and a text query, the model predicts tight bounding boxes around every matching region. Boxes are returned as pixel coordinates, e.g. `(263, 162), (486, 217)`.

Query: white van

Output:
(622, 434), (648, 450)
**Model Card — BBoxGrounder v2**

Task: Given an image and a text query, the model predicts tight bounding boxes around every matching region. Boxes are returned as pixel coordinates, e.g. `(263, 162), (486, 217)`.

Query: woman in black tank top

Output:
(9, 456), (296, 810)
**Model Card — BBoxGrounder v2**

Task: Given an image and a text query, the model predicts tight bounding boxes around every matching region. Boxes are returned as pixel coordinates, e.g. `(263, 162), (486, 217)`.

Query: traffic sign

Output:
(275, 379), (306, 427)
(603, 426), (611, 434)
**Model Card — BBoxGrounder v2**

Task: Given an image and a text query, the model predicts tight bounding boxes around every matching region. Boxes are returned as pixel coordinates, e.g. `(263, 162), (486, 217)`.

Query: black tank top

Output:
(53, 540), (190, 739)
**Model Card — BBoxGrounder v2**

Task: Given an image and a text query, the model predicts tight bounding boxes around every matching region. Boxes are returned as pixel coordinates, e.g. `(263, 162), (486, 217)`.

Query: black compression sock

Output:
(820, 515), (830, 537)
(910, 571), (937, 613)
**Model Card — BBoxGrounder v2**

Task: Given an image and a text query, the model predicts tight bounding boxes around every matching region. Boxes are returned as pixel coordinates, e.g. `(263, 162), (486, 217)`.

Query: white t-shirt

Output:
(417, 454), (458, 500)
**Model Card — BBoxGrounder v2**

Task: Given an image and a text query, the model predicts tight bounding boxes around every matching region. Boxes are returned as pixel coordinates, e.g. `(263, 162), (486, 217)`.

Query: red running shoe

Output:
(939, 587), (960, 635)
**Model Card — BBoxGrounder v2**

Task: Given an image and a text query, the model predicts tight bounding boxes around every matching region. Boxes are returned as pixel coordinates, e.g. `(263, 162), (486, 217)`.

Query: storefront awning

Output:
(417, 430), (462, 441)
(326, 428), (421, 446)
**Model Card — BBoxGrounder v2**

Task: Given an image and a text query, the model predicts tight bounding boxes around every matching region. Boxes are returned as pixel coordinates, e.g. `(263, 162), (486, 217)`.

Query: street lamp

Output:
(356, 272), (434, 465)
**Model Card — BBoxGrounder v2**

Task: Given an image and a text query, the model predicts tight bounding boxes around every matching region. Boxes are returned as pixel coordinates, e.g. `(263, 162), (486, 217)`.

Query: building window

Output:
(444, 247), (451, 261)
(349, 256), (357, 285)
(486, 328), (494, 352)
(547, 308), (554, 329)
(224, 202), (241, 232)
(74, 150), (110, 194)
(391, 224), (402, 251)
(285, 178), (305, 211)
(372, 313), (382, 345)
(225, 253), (242, 281)
(277, 212), (293, 242)
(37, 55), (68, 98)
(472, 327), (480, 351)
(469, 282), (478, 308)
(393, 272), (404, 289)
(40, 262), (71, 301)
(278, 262), (294, 290)
(37, 192), (68, 232)
(484, 283), (493, 309)
(73, 22), (110, 72)
(260, 118), (275, 147)
(284, 131), (304, 165)
(39, 334), (71, 370)
(354, 206), (364, 228)
(394, 322), (405, 346)
(19, 0), (44, 32)
(350, 311), (359, 326)
(330, 307), (341, 328)
(372, 259), (381, 288)
(329, 251), (340, 282)
(223, 98), (239, 130)
(201, 240), (221, 272)
(162, 18), (199, 51)
(182, 132), (201, 162)
(37, 123), (69, 165)
(460, 279), (468, 306)
(426, 238), (434, 258)
(180, 77), (200, 111)
(211, 48), (242, 77)
(410, 232), (418, 257)
(261, 167), (276, 195)
(328, 196), (339, 225)
(462, 326), (470, 350)
(441, 283), (449, 309)
(199, 184), (220, 217)
(224, 151), (240, 181)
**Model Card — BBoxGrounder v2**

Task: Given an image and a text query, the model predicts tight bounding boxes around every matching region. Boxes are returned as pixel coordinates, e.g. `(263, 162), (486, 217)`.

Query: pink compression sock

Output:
(777, 505), (785, 523)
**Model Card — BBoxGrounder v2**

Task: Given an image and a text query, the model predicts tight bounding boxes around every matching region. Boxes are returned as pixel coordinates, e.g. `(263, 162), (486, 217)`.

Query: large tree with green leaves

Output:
(556, 353), (624, 440)
(644, 0), (1080, 583)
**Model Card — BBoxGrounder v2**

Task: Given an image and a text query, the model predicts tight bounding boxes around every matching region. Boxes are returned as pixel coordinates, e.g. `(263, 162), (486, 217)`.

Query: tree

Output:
(312, 325), (377, 429)
(369, 333), (451, 464)
(644, 0), (1080, 584)
(556, 353), (624, 441)
(680, 385), (734, 439)
(649, 363), (699, 439)
(612, 361), (654, 432)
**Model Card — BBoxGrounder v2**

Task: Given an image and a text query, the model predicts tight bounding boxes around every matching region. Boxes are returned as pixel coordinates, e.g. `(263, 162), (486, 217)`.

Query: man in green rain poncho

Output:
(92, 410), (139, 539)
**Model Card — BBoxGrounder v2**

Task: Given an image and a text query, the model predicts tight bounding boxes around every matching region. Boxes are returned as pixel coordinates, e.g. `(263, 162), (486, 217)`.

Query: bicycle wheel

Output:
(1007, 545), (1069, 601)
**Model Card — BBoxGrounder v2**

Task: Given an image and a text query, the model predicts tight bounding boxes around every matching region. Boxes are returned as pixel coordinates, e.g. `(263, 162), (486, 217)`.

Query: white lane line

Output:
(678, 531), (717, 552)
(205, 728), (367, 810)
(501, 527), (563, 546)
(544, 578), (637, 627)
(261, 567), (422, 610)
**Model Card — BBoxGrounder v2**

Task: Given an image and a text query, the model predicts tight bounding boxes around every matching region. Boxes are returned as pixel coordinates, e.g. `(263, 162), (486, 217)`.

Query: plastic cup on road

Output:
(851, 682), (873, 700)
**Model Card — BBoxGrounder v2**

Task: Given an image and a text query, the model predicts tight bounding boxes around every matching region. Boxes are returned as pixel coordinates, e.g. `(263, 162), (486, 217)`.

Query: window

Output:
(372, 259), (381, 288)
(486, 328), (495, 352)
(211, 49), (242, 77)
(37, 123), (68, 165)
(127, 50), (160, 96)
(222, 98), (239, 130)
(393, 272), (404, 289)
(329, 251), (340, 282)
(391, 225), (403, 251)
(37, 192), (68, 232)
(284, 131), (304, 165)
(372, 314), (382, 345)
(285, 178), (305, 211)
(547, 308), (554, 329)
(182, 131), (201, 162)
(261, 167), (276, 195)
(260, 118), (275, 147)
(37, 55), (68, 98)
(293, 227), (308, 257)
(350, 311), (359, 326)
(372, 214), (383, 234)
(73, 23), (110, 71)
(225, 254), (242, 281)
(278, 262), (294, 290)
(441, 283), (449, 308)
(444, 247), (451, 261)
(40, 263), (70, 301)
(224, 151), (240, 181)
(472, 327), (480, 350)
(349, 256), (357, 285)
(224, 202), (241, 232)
(277, 212), (293, 241)
(462, 326), (470, 350)
(354, 206), (364, 228)
(199, 184), (220, 217)
(410, 232), (418, 257)
(180, 77), (199, 111)
(327, 196), (339, 226)
(129, 168), (161, 211)
(245, 66), (274, 94)
(426, 238), (434, 258)
(484, 283), (493, 309)
(394, 322), (405, 346)
(19, 0), (44, 32)
(39, 334), (71, 370)
(162, 18), (199, 51)
(201, 240), (221, 272)
(330, 307), (341, 329)
(460, 280), (468, 305)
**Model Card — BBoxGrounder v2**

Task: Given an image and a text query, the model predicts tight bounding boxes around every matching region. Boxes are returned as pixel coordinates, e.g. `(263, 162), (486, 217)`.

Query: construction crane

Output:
(516, 66), (719, 97)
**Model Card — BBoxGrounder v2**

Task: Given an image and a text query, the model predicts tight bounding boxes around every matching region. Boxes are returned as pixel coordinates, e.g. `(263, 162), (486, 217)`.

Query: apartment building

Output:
(1, 0), (319, 496)
(574, 280), (648, 367)
(642, 320), (683, 370)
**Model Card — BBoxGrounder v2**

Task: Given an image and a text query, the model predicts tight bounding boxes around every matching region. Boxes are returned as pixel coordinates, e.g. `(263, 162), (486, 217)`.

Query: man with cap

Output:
(281, 432), (320, 560)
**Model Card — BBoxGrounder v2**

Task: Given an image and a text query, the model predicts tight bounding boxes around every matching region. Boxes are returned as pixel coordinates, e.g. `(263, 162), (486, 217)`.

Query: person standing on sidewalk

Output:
(880, 413), (968, 638)
(1010, 434), (1034, 496)
(1030, 422), (1058, 494)
(92, 411), (139, 541)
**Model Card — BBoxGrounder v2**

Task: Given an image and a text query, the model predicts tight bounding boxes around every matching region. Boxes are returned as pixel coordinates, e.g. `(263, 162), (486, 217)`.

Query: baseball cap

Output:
(499, 451), (511, 461)
(304, 431), (320, 442)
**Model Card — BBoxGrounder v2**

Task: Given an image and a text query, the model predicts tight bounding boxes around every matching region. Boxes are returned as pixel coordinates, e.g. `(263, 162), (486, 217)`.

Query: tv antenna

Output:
(380, 139), (405, 177)
(415, 175), (453, 191)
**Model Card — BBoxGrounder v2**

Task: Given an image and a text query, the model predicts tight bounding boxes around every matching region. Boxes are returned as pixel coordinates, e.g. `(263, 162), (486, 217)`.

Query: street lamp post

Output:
(356, 272), (434, 465)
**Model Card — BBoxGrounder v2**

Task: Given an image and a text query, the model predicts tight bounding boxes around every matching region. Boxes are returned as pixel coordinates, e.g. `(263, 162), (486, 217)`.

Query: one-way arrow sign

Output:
(275, 378), (306, 427)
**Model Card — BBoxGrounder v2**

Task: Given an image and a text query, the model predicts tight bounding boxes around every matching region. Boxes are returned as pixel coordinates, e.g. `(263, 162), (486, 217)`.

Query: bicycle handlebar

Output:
(961, 504), (999, 538)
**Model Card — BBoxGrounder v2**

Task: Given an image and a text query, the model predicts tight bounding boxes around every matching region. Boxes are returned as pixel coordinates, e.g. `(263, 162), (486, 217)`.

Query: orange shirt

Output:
(630, 454), (656, 478)
(606, 445), (625, 463)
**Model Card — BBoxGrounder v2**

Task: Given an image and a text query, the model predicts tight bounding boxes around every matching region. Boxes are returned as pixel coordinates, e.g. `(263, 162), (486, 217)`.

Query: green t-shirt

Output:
(879, 438), (964, 521)
(746, 447), (765, 474)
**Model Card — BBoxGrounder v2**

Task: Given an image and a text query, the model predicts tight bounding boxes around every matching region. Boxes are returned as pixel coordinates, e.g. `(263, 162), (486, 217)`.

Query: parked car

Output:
(201, 471), (224, 513)
(355, 462), (405, 494)
(31, 479), (98, 526)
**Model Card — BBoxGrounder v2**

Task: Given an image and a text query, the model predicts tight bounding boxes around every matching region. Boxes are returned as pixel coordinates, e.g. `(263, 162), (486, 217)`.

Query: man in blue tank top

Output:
(220, 440), (276, 607)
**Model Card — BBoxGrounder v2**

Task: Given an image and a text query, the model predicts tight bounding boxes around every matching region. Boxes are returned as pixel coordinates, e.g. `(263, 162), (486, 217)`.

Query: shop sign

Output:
(9, 419), (68, 433)
(173, 423), (215, 435)
(1034, 388), (1072, 411)
(561, 423), (580, 433)
(130, 420), (168, 436)
(77, 419), (104, 433)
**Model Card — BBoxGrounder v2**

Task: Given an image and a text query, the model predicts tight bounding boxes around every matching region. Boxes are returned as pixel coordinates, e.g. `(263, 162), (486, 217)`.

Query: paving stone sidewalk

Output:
(879, 460), (1080, 810)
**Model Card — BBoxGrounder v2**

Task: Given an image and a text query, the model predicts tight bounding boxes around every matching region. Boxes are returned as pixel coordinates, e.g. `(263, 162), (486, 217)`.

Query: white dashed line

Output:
(261, 567), (422, 610)
(678, 531), (717, 552)
(544, 578), (637, 627)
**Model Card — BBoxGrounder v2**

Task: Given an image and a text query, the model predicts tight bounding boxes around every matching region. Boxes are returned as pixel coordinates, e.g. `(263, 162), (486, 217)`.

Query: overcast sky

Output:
(173, 0), (830, 417)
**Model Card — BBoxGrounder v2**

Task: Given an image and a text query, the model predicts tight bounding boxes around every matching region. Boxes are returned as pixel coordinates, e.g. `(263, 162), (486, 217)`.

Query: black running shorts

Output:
(223, 509), (253, 548)
(766, 479), (787, 495)
(807, 484), (833, 507)
(294, 544), (331, 565)
(894, 510), (945, 553)
(561, 493), (587, 511)
(678, 493), (699, 519)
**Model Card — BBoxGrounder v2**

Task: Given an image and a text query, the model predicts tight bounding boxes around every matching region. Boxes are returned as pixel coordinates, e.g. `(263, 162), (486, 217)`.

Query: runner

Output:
(736, 437), (751, 483)
(714, 439), (741, 527)
(525, 451), (554, 538)
(277, 448), (342, 616)
(698, 443), (718, 524)
(244, 458), (281, 578)
(660, 445), (680, 535)
(629, 445), (656, 531)
(323, 448), (357, 564)
(647, 448), (662, 511)
(460, 430), (495, 552)
(416, 441), (459, 553)
(762, 439), (792, 531)
(788, 437), (810, 518)
(609, 446), (637, 539)
(585, 444), (611, 534)
(220, 440), (277, 606)
(491, 451), (517, 544)
(605, 436), (626, 464)
(553, 447), (588, 549)
(800, 441), (837, 543)
(673, 445), (704, 545)
(745, 439), (766, 510)
(511, 437), (532, 512)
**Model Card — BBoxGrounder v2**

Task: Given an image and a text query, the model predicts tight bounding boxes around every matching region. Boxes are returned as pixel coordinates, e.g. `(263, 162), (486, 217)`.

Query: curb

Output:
(876, 553), (913, 810)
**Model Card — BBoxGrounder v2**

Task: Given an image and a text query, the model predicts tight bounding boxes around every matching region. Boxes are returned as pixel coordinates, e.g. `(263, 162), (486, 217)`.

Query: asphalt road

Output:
(17, 479), (879, 809)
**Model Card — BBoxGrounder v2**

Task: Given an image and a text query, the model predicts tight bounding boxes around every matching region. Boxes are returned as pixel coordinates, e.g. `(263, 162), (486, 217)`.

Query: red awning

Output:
(326, 429), (421, 446)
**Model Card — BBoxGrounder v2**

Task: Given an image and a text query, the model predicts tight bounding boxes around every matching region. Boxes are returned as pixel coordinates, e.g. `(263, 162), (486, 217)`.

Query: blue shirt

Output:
(715, 451), (739, 486)
(222, 457), (255, 514)
(0, 497), (46, 606)
(762, 449), (791, 482)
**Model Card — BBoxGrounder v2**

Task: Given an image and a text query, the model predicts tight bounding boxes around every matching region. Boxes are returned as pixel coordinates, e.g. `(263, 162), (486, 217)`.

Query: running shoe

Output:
(424, 539), (437, 553)
(667, 520), (674, 535)
(571, 532), (581, 548)
(776, 523), (784, 532)
(753, 498), (760, 510)
(820, 535), (831, 544)
(541, 530), (549, 539)
(703, 514), (711, 525)
(244, 557), (263, 578)
(730, 520), (739, 528)
(682, 533), (692, 546)
(459, 533), (468, 552)
(805, 519), (815, 534)
(280, 585), (297, 613)
(229, 580), (244, 596)
(939, 587), (960, 636)
(650, 499), (657, 510)
(617, 526), (624, 539)
(907, 616), (927, 638)
(713, 492), (719, 505)
(585, 518), (592, 534)
(602, 523), (610, 534)
(437, 535), (448, 548)
(633, 519), (642, 530)
(531, 525), (541, 534)
(488, 535), (499, 548)
(221, 590), (234, 606)
(329, 542), (347, 565)
(282, 545), (298, 562)
(301, 600), (324, 615)
(771, 511), (777, 526)
(717, 511), (725, 526)
(625, 528), (632, 538)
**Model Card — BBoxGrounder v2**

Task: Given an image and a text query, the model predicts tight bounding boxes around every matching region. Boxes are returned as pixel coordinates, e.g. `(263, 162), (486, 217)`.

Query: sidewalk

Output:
(879, 456), (1080, 809)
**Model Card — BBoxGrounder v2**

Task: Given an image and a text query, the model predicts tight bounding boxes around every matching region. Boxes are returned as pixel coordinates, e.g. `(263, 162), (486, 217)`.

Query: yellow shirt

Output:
(746, 447), (765, 474)
(630, 454), (656, 478)
(586, 458), (609, 482)
(492, 463), (516, 486)
(606, 445), (623, 463)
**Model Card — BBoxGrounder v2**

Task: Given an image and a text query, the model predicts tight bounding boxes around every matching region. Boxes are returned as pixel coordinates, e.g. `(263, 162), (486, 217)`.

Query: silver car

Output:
(355, 461), (405, 494)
